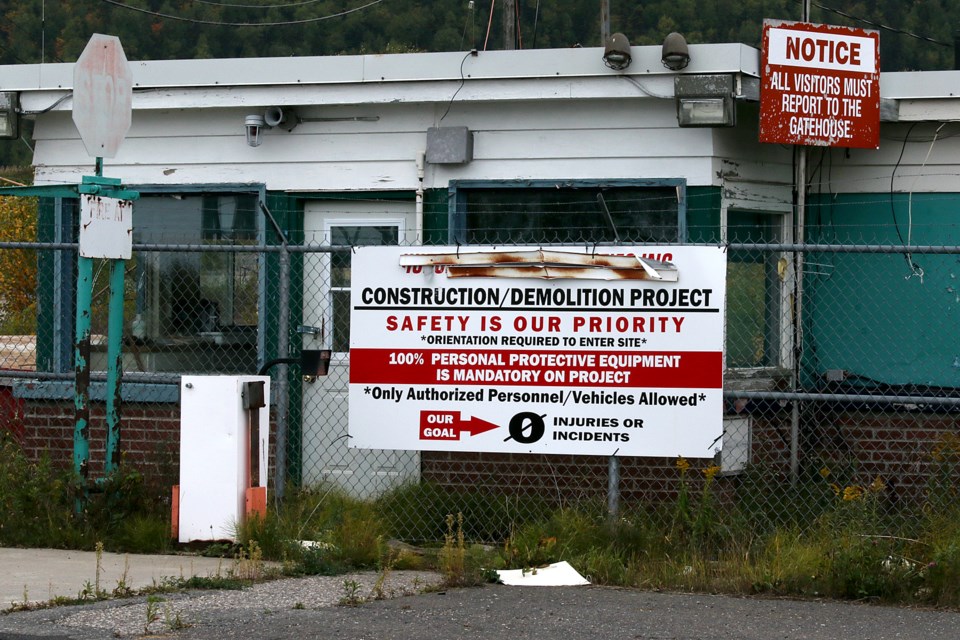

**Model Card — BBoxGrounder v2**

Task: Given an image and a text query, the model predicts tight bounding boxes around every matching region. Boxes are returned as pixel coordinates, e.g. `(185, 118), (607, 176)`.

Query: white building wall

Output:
(32, 97), (724, 191)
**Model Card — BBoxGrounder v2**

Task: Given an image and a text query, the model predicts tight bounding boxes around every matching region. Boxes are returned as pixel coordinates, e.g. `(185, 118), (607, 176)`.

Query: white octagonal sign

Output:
(72, 34), (132, 159)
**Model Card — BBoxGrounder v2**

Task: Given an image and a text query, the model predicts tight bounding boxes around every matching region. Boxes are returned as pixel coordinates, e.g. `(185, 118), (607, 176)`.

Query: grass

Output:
(0, 435), (172, 552)
(6, 434), (960, 609)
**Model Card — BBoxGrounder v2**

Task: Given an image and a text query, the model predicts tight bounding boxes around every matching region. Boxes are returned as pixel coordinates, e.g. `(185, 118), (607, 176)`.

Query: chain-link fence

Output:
(1, 197), (958, 543)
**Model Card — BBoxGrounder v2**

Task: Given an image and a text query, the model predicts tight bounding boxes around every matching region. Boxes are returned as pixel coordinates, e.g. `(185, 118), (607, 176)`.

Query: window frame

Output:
(36, 184), (268, 401)
(721, 194), (794, 382)
(323, 217), (407, 357)
(447, 179), (688, 245)
(725, 208), (790, 370)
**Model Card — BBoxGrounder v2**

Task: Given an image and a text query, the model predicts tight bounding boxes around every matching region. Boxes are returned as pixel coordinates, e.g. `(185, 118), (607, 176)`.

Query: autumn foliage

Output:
(0, 196), (37, 332)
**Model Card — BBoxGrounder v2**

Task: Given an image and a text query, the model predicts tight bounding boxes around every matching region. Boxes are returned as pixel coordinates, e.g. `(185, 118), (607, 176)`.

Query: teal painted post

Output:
(104, 257), (125, 474)
(73, 255), (93, 492)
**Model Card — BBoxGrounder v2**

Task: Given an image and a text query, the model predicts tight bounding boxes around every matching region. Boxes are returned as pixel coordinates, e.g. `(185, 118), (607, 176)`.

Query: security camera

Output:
(265, 106), (299, 132)
(245, 114), (266, 147)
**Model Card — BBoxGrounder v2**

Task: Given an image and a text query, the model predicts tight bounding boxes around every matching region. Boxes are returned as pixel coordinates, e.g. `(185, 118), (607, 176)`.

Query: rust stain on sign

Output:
(400, 250), (678, 281)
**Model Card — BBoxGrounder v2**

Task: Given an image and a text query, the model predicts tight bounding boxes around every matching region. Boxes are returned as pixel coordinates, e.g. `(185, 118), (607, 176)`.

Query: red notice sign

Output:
(760, 20), (879, 149)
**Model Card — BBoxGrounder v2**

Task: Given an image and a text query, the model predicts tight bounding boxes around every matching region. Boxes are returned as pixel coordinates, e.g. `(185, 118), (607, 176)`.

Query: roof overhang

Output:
(1, 44), (760, 112)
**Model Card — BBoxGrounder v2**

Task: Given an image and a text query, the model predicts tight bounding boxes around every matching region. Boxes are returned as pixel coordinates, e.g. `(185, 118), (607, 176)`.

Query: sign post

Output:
(760, 18), (879, 485)
(71, 34), (137, 492)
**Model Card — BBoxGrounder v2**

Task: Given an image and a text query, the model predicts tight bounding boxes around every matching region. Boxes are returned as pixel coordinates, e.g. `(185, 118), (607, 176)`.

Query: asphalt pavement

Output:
(165, 585), (960, 640)
(3, 561), (960, 640)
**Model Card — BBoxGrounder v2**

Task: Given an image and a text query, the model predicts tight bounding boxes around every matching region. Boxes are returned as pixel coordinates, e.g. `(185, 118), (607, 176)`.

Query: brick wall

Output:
(422, 407), (960, 508)
(21, 400), (181, 491)
(420, 451), (703, 504)
(15, 398), (960, 509)
(750, 406), (960, 503)
(18, 399), (283, 497)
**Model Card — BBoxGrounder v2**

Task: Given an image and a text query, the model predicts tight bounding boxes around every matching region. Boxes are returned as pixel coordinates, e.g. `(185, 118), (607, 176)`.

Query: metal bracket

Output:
(297, 324), (323, 335)
(78, 175), (140, 201)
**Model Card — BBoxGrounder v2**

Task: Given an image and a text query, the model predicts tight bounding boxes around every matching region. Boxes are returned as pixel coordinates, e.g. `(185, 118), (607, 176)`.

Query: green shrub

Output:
(0, 436), (170, 551)
(0, 436), (83, 548)
(376, 481), (552, 543)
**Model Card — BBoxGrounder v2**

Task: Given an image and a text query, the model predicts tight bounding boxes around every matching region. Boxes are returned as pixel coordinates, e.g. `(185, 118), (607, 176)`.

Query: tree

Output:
(0, 195), (37, 333)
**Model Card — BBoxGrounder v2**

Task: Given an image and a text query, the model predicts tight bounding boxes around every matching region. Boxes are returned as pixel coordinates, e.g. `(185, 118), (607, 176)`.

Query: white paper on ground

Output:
(496, 561), (590, 586)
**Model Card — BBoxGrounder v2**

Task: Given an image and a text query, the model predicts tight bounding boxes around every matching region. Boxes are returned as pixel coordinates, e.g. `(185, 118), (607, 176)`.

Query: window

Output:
(454, 182), (682, 245)
(92, 192), (261, 374)
(326, 222), (402, 352)
(725, 210), (785, 369)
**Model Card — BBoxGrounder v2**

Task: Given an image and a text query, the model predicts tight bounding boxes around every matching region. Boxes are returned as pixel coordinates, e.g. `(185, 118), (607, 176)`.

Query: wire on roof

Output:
(191, 0), (329, 8)
(810, 1), (951, 47)
(97, 0), (387, 27)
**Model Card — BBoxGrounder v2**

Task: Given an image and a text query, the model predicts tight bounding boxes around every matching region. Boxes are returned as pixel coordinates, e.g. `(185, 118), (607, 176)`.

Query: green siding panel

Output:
(687, 186), (721, 243)
(423, 188), (448, 245)
(805, 193), (960, 388)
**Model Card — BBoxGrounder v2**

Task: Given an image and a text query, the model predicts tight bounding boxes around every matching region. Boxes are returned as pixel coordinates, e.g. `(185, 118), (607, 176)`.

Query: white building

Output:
(3, 40), (959, 498)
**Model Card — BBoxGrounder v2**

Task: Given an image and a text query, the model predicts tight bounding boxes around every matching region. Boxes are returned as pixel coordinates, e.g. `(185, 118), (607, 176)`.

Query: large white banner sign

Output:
(348, 246), (727, 457)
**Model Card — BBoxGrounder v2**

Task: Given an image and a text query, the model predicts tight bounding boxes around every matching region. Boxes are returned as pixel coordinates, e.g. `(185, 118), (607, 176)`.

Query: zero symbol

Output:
(505, 412), (546, 444)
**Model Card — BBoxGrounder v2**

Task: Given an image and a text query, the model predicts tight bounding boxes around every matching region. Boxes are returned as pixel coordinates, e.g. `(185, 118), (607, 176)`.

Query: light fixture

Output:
(674, 74), (736, 127)
(661, 32), (690, 71)
(245, 114), (266, 147)
(264, 106), (299, 132)
(678, 98), (733, 126)
(0, 92), (19, 140)
(603, 33), (632, 70)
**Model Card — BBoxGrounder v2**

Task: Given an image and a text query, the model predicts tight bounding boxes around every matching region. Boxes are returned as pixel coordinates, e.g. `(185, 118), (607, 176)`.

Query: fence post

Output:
(274, 244), (290, 500)
(790, 145), (807, 487)
(73, 255), (93, 496)
(260, 199), (291, 502)
(607, 454), (620, 522)
(104, 258), (125, 473)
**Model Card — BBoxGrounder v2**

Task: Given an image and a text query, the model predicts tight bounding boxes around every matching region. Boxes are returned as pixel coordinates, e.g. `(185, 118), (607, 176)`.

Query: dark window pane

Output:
(330, 224), (400, 351)
(111, 193), (260, 374)
(463, 187), (679, 244)
(726, 210), (782, 368)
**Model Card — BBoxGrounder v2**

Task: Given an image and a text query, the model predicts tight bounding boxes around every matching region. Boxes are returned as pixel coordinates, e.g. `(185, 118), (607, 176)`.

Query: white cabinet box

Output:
(177, 375), (270, 543)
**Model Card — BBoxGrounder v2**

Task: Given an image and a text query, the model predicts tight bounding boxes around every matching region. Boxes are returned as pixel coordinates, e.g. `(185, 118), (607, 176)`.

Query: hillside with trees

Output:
(2, 1), (957, 68)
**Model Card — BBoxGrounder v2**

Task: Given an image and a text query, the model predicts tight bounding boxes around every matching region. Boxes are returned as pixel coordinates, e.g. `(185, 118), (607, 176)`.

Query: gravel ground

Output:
(5, 574), (960, 640)
(0, 570), (442, 639)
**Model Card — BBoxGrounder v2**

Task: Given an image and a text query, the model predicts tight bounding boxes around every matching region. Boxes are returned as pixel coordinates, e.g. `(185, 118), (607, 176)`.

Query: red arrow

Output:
(462, 415), (499, 436)
(420, 411), (499, 440)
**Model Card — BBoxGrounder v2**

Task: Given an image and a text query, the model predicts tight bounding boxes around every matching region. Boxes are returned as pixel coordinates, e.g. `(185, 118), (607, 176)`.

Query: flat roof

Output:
(0, 44), (759, 92)
(2, 44), (949, 113)
(881, 71), (960, 99)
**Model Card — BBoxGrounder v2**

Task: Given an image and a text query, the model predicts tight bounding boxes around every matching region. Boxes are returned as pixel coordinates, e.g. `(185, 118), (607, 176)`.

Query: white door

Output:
(300, 201), (420, 498)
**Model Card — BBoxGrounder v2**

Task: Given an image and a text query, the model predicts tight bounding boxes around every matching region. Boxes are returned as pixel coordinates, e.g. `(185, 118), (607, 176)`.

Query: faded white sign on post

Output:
(72, 33), (133, 159)
(348, 245), (727, 458)
(79, 195), (133, 259)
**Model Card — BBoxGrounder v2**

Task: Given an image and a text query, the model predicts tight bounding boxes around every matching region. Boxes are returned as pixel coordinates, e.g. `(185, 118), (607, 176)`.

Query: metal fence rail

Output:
(1, 225), (958, 542)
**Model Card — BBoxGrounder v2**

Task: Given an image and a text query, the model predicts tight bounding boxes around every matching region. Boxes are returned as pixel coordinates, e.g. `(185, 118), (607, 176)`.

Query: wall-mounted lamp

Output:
(603, 33), (632, 70)
(245, 114), (266, 147)
(0, 92), (19, 140)
(661, 32), (690, 71)
(674, 74), (736, 127)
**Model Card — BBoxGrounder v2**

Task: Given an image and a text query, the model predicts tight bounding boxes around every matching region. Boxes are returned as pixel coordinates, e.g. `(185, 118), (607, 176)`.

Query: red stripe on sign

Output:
(349, 349), (722, 389)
